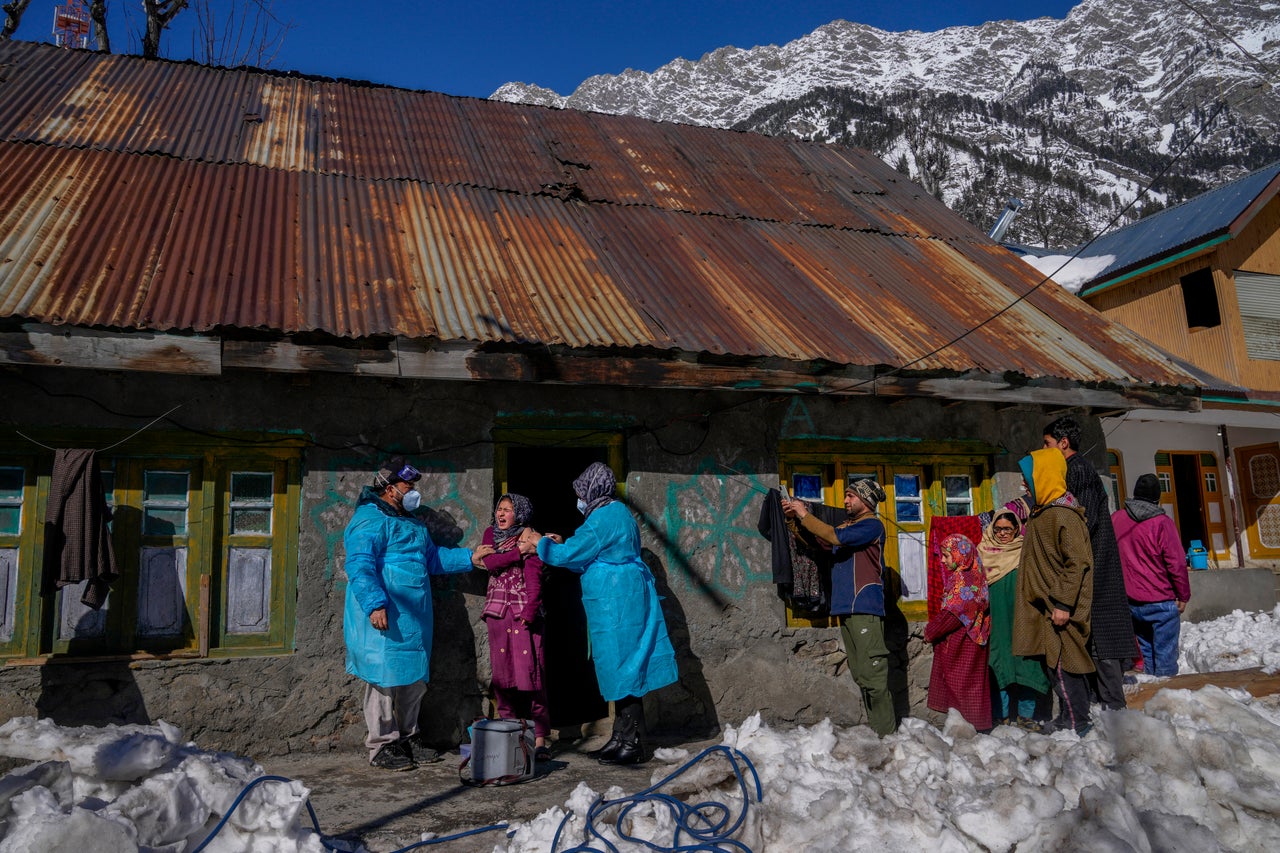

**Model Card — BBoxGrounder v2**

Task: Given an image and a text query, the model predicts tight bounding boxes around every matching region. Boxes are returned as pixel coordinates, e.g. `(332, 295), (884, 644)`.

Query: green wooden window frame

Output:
(0, 431), (302, 663)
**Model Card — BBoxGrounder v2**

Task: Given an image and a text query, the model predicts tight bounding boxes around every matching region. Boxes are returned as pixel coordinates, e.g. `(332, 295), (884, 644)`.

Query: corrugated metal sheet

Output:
(0, 40), (1205, 391)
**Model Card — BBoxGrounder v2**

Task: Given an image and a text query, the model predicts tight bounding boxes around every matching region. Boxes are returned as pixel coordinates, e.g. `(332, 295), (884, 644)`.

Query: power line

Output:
(822, 8), (1276, 396)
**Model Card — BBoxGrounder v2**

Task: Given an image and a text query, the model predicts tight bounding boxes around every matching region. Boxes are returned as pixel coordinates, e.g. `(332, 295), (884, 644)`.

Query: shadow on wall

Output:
(37, 662), (149, 727)
(643, 547), (720, 738)
(419, 503), (484, 749)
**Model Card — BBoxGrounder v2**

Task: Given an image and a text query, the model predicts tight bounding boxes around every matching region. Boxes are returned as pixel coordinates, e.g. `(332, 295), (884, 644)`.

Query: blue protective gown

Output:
(536, 500), (678, 700)
(343, 487), (475, 688)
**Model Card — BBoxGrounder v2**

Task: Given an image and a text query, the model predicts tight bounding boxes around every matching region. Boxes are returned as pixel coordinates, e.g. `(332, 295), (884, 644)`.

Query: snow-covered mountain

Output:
(492, 0), (1280, 248)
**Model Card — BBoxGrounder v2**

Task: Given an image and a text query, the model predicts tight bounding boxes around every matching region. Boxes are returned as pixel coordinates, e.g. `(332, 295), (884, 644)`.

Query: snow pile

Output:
(1179, 605), (1280, 675)
(1019, 252), (1117, 293)
(0, 717), (326, 853)
(503, 696), (1280, 852)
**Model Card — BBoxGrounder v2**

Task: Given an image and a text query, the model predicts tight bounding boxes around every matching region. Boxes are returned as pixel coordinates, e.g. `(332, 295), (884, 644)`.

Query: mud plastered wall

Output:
(1, 367), (1070, 753)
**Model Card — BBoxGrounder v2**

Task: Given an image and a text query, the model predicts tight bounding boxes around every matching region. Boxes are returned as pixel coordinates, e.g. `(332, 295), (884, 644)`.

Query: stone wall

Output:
(0, 366), (1073, 754)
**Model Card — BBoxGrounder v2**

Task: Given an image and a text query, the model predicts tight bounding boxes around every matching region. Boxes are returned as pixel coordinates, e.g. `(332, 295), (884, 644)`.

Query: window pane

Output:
(145, 471), (189, 503)
(894, 475), (920, 498)
(0, 467), (22, 500)
(944, 476), (971, 500)
(0, 507), (20, 535)
(232, 472), (273, 503)
(145, 507), (187, 536)
(100, 470), (115, 504)
(946, 502), (970, 517)
(896, 501), (922, 522)
(232, 508), (271, 535)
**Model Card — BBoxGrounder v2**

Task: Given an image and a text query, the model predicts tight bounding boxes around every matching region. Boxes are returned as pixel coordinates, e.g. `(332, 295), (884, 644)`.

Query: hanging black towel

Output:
(757, 488), (794, 585)
(42, 449), (118, 609)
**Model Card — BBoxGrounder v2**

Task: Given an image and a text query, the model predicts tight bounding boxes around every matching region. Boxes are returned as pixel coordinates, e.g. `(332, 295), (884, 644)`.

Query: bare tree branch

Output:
(142, 0), (188, 59)
(1, 0), (33, 40)
(189, 0), (292, 68)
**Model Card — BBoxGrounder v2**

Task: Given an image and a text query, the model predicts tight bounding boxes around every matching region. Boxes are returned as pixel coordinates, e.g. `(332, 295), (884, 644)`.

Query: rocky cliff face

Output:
(493, 0), (1280, 248)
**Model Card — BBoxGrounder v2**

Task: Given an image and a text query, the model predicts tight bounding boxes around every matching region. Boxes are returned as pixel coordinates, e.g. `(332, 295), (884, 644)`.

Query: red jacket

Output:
(1111, 502), (1191, 604)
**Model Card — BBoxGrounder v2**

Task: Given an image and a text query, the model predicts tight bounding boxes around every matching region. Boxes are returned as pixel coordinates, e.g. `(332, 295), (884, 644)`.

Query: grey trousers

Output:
(363, 681), (426, 760)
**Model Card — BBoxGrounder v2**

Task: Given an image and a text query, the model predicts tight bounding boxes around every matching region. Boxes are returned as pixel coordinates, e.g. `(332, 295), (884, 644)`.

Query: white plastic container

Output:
(470, 718), (535, 784)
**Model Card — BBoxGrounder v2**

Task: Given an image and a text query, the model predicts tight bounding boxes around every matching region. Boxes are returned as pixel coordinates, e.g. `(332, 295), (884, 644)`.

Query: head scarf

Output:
(847, 478), (886, 515)
(491, 493), (533, 545)
(1018, 449), (1072, 508)
(978, 509), (1023, 586)
(938, 533), (990, 645)
(573, 462), (617, 519)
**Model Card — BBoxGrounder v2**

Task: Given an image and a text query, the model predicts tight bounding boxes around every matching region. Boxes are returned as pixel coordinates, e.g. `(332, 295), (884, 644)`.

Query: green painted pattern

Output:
(660, 457), (771, 599)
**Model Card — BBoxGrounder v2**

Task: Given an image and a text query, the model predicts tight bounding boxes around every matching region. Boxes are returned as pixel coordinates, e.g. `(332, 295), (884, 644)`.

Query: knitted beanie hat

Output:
(847, 478), (886, 510)
(1133, 473), (1160, 503)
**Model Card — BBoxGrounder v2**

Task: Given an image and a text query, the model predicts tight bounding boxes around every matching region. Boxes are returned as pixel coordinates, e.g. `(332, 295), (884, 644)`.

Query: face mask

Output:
(576, 498), (588, 515)
(401, 489), (422, 513)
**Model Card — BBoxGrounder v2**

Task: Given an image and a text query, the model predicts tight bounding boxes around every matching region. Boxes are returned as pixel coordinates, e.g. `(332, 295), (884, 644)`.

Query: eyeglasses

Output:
(396, 464), (420, 482)
(993, 526), (1016, 534)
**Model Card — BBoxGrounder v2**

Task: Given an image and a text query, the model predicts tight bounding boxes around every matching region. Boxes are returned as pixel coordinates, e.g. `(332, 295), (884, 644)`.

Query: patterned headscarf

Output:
(573, 462), (617, 519)
(939, 533), (990, 646)
(491, 493), (533, 545)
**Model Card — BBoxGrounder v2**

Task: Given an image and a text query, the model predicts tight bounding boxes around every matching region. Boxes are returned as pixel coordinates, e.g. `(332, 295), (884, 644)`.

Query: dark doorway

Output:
(506, 445), (609, 728)
(1171, 454), (1207, 550)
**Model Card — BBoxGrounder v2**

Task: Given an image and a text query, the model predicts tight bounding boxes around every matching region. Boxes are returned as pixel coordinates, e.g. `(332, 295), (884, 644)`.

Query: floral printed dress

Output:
(924, 533), (993, 730)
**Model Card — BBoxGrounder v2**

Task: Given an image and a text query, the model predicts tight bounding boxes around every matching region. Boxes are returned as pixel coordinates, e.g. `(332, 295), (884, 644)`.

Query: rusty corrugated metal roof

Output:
(0, 40), (1205, 392)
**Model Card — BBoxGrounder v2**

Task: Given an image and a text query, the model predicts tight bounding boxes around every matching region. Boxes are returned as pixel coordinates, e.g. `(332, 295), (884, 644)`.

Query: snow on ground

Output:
(0, 717), (327, 852)
(1179, 604), (1280, 675)
(6, 607), (1280, 852)
(502, 695), (1280, 853)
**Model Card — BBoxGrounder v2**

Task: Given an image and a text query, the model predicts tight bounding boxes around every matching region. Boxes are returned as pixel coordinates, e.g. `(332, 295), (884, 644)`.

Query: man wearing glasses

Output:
(343, 458), (494, 771)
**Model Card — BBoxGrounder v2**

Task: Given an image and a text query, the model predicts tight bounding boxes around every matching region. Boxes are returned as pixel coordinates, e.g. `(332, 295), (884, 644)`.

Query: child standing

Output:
(924, 533), (993, 730)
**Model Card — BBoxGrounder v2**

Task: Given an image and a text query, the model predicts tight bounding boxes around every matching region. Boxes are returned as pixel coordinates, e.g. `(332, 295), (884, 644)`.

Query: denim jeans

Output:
(1130, 600), (1182, 677)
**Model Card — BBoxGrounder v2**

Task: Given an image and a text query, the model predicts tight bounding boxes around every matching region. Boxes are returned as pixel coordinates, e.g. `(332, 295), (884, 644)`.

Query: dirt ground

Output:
(262, 730), (725, 853)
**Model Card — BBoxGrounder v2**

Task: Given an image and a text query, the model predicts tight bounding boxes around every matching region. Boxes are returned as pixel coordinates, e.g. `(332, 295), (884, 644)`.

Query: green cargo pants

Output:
(840, 613), (896, 736)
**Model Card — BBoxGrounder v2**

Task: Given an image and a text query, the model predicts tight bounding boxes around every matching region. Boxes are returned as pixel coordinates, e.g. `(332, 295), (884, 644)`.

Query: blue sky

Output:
(14, 1), (1078, 98)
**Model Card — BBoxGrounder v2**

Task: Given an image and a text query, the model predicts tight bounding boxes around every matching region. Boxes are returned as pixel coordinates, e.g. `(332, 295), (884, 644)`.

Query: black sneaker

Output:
(400, 734), (442, 764)
(370, 742), (414, 772)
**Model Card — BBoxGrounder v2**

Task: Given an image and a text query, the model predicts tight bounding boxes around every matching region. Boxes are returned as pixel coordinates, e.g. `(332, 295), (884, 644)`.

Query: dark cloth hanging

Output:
(757, 489), (843, 610)
(42, 448), (118, 610)
(757, 488), (793, 585)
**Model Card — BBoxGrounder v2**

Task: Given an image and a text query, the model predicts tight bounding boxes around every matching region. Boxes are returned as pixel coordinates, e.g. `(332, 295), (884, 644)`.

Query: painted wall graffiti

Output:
(654, 456), (773, 599)
(307, 455), (484, 582)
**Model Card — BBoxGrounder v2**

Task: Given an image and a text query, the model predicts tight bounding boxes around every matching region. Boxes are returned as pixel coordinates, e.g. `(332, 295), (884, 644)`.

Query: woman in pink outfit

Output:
(481, 493), (551, 760)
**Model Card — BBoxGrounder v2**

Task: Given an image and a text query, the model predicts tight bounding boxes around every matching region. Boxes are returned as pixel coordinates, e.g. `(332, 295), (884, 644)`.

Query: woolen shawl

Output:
(978, 509), (1024, 586)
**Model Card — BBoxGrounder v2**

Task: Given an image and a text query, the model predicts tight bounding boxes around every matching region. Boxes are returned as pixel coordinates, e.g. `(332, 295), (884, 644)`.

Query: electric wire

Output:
(816, 8), (1277, 398)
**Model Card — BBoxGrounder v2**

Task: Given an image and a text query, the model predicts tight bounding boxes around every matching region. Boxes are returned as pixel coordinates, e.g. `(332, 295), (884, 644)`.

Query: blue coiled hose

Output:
(193, 744), (761, 853)
(550, 745), (763, 853)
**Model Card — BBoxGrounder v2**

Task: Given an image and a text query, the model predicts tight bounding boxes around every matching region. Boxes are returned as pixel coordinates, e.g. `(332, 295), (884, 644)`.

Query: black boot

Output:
(598, 699), (645, 765)
(593, 729), (625, 761)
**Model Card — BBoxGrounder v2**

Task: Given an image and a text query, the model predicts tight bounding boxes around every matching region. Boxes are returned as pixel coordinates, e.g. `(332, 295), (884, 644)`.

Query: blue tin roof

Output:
(1077, 161), (1280, 294)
